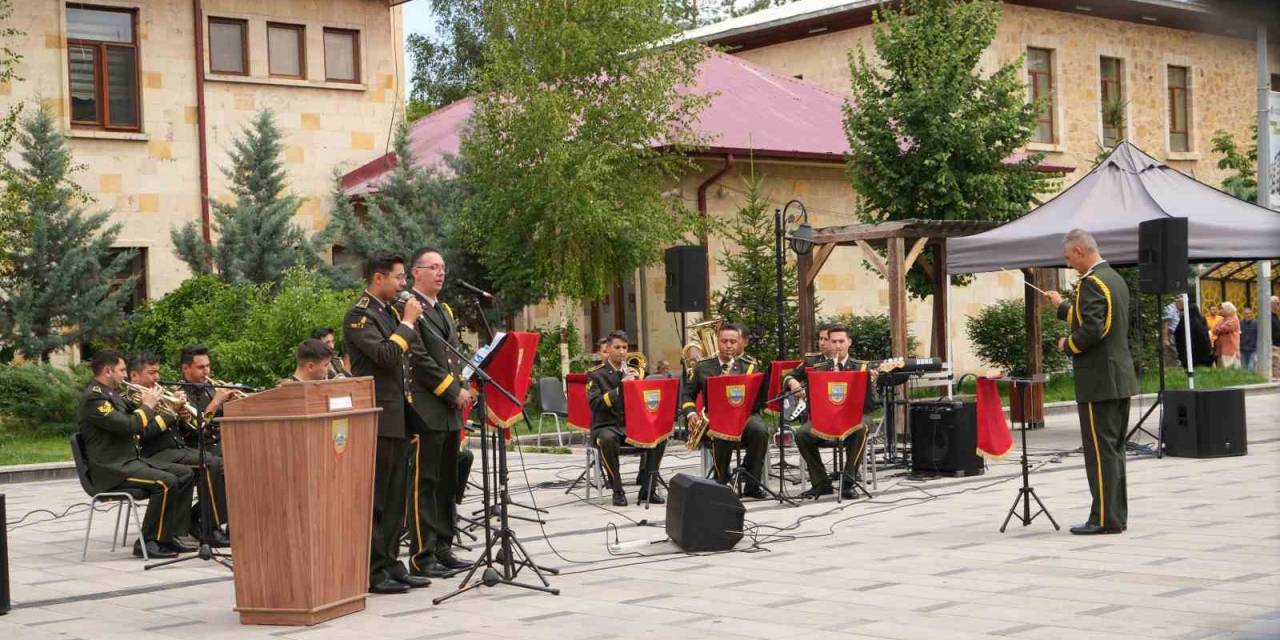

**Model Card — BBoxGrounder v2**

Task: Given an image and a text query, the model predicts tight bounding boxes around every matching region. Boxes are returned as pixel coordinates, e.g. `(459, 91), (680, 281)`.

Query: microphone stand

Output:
(145, 380), (249, 572)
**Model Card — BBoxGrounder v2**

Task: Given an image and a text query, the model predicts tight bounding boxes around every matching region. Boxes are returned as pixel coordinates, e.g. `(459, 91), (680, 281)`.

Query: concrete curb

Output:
(5, 382), (1275, 484)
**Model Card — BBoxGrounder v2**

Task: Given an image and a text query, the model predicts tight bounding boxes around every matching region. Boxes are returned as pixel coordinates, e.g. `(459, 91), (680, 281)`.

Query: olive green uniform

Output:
(344, 291), (421, 587)
(681, 355), (768, 489)
(784, 357), (870, 490)
(587, 363), (666, 498)
(1058, 261), (1139, 531)
(78, 383), (194, 543)
(134, 396), (228, 531)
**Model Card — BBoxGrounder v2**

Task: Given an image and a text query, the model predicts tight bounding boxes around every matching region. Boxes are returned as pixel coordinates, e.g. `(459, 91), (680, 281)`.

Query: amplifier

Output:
(910, 401), (983, 476)
(1162, 389), (1247, 458)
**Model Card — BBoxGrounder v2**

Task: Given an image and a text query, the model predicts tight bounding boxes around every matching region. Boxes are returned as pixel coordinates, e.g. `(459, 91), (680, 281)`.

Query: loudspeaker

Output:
(665, 473), (744, 552)
(1138, 217), (1188, 294)
(1162, 388), (1247, 458)
(664, 245), (707, 313)
(910, 401), (983, 476)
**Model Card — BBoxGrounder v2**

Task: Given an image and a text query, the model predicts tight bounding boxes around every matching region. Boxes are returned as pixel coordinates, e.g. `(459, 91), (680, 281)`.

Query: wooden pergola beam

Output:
(904, 237), (928, 273)
(852, 240), (888, 278)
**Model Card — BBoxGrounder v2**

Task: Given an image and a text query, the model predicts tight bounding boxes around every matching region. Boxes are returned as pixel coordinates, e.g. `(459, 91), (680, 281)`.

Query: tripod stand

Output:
(1125, 292), (1169, 457)
(145, 381), (246, 571)
(431, 334), (558, 605)
(1000, 375), (1059, 533)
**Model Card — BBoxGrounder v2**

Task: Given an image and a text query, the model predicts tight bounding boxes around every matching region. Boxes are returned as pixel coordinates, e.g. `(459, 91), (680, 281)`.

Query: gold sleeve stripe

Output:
(390, 334), (409, 352)
(1086, 275), (1113, 338)
(681, 401), (696, 411)
(603, 392), (613, 408)
(1068, 336), (1082, 355)
(134, 408), (149, 429)
(156, 415), (168, 432)
(434, 373), (455, 396)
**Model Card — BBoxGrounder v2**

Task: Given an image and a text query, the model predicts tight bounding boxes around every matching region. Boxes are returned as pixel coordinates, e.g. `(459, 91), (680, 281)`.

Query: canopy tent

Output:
(947, 142), (1280, 274)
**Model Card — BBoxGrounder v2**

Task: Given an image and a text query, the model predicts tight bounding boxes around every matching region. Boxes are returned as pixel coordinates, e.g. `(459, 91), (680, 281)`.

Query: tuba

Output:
(683, 317), (723, 450)
(623, 352), (646, 379)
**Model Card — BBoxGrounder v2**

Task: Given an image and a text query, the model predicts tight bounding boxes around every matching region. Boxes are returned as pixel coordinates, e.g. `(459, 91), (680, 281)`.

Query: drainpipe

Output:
(193, 0), (211, 244)
(695, 154), (734, 312)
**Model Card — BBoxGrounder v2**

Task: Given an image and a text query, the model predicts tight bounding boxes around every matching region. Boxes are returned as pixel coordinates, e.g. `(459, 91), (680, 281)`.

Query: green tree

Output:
(843, 0), (1058, 298)
(0, 0), (26, 260)
(713, 164), (802, 362)
(460, 0), (710, 305)
(406, 0), (489, 118)
(0, 109), (135, 361)
(171, 110), (317, 285)
(1210, 126), (1257, 201)
(965, 299), (1068, 377)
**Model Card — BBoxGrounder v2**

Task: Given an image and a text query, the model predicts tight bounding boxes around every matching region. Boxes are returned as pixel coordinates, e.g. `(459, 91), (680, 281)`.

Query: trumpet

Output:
(122, 381), (200, 424)
(209, 378), (250, 401)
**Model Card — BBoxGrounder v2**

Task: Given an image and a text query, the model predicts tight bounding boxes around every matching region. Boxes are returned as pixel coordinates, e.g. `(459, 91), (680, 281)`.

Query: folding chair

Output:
(70, 433), (149, 561)
(536, 376), (569, 447)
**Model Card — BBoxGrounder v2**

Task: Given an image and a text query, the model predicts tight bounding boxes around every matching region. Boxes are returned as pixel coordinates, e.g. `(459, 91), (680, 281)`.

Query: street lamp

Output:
(782, 199), (814, 256)
(771, 198), (812, 501)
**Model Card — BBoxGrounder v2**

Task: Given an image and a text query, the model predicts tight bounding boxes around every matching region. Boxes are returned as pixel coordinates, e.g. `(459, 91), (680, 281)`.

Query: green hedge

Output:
(0, 362), (89, 434)
(965, 298), (1069, 376)
(124, 268), (360, 389)
(821, 313), (920, 360)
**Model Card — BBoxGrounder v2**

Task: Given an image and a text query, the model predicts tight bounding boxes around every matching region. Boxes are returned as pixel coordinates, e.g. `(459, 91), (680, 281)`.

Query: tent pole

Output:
(1255, 24), (1273, 377)
(1181, 292), (1196, 389)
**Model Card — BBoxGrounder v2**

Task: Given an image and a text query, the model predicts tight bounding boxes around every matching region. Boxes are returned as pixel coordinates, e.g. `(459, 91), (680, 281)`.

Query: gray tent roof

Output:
(947, 142), (1280, 273)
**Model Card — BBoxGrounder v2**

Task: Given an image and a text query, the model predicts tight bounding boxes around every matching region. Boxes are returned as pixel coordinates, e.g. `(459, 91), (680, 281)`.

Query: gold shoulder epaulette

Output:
(698, 356), (718, 364)
(588, 363), (605, 372)
(355, 295), (370, 309)
(740, 354), (758, 364)
(803, 352), (820, 357)
(90, 384), (102, 393)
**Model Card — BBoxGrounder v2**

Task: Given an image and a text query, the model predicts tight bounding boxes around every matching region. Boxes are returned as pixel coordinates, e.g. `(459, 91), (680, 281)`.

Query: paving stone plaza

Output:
(3, 390), (1278, 640)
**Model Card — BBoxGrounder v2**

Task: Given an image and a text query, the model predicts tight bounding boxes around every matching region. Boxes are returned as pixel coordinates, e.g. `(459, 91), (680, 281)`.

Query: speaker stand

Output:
(1125, 292), (1165, 458)
(1000, 377), (1059, 533)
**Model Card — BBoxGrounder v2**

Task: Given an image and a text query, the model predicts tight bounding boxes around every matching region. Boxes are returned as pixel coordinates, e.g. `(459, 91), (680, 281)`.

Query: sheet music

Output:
(463, 331), (506, 382)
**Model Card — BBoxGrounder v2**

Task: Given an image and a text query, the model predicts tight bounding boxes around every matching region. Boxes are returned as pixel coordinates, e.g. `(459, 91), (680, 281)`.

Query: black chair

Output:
(70, 433), (149, 561)
(536, 377), (569, 447)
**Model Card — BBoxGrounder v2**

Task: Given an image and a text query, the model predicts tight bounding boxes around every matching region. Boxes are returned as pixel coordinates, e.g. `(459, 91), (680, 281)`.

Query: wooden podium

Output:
(220, 377), (380, 626)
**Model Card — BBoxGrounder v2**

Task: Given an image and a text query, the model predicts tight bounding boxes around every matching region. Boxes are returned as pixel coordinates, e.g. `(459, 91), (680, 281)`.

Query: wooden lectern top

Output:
(222, 376), (379, 423)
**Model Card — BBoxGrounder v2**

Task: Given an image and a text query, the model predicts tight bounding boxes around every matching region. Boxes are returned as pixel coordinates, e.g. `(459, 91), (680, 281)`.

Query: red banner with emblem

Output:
(706, 373), (764, 441)
(482, 332), (540, 429)
(565, 373), (591, 432)
(766, 360), (802, 412)
(807, 370), (868, 440)
(976, 377), (1013, 458)
(621, 378), (678, 448)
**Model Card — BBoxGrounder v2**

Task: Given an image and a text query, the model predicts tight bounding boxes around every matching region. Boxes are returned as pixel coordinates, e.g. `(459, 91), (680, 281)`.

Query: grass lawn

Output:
(911, 366), (1268, 405)
(0, 423), (72, 466)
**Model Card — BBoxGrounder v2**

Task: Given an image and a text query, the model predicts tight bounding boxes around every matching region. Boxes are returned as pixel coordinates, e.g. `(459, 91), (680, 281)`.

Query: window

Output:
(108, 247), (148, 315)
(67, 4), (140, 130)
(1168, 65), (1190, 152)
(1027, 48), (1055, 144)
(1099, 56), (1124, 147)
(208, 17), (247, 75)
(268, 23), (305, 78)
(1271, 73), (1279, 92)
(323, 28), (359, 83)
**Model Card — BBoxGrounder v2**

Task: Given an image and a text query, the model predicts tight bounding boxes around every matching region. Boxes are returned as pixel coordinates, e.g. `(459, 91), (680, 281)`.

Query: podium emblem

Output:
(644, 389), (662, 413)
(332, 418), (349, 455)
(827, 381), (848, 405)
(726, 384), (746, 407)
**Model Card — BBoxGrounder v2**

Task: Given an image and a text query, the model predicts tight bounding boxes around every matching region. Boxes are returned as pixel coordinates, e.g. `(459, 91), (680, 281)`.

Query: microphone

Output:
(455, 279), (495, 300)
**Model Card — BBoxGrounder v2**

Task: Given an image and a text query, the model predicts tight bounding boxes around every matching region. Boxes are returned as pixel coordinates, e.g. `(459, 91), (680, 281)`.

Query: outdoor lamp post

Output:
(772, 199), (812, 499)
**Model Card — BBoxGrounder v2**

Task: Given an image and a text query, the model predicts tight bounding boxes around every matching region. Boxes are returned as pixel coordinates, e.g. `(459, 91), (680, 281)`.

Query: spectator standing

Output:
(1212, 302), (1241, 368)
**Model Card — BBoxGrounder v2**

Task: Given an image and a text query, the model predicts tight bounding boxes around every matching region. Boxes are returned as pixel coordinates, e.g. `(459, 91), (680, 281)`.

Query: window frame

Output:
(66, 4), (142, 132)
(1026, 47), (1055, 145)
(208, 16), (249, 76)
(1099, 56), (1124, 147)
(267, 21), (307, 79)
(323, 27), (361, 84)
(1167, 65), (1190, 153)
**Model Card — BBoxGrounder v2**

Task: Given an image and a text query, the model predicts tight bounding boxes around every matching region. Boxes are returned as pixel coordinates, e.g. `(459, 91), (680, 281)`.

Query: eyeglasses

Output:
(413, 264), (446, 274)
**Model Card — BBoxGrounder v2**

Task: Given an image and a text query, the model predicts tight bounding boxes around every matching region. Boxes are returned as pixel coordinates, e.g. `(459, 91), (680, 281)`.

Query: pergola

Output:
(795, 219), (1000, 360)
(1199, 260), (1280, 308)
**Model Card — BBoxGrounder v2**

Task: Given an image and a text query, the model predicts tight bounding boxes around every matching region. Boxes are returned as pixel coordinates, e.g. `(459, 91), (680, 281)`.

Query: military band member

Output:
(784, 325), (869, 500)
(311, 327), (351, 379)
(284, 339), (335, 383)
(402, 247), (472, 577)
(803, 325), (833, 366)
(1045, 229), (1138, 535)
(588, 330), (666, 507)
(681, 324), (768, 498)
(344, 252), (431, 594)
(80, 350), (195, 559)
(178, 345), (232, 453)
(128, 352), (229, 548)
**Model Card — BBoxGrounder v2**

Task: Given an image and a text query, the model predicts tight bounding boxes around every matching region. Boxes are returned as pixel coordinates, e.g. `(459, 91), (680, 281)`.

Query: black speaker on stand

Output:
(664, 246), (708, 313)
(1129, 217), (1190, 452)
(910, 401), (983, 477)
(665, 473), (744, 552)
(1162, 389), (1247, 458)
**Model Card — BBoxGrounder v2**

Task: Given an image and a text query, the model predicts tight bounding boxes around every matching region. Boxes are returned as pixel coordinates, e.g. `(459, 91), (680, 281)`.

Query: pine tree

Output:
(713, 164), (804, 363)
(0, 108), (134, 361)
(172, 110), (316, 285)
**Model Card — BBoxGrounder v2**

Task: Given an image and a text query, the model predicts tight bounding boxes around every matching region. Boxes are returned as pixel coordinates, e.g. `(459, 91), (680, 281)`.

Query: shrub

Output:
(965, 298), (1069, 376)
(821, 313), (920, 361)
(0, 362), (89, 434)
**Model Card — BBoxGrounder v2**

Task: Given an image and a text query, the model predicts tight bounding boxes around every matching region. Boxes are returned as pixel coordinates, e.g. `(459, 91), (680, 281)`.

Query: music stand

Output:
(998, 374), (1060, 533)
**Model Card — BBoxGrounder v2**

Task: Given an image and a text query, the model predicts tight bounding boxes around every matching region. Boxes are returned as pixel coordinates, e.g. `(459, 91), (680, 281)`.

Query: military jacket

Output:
(343, 291), (421, 438)
(400, 290), (464, 433)
(587, 363), (630, 431)
(1056, 261), (1139, 402)
(680, 354), (763, 417)
(78, 382), (164, 490)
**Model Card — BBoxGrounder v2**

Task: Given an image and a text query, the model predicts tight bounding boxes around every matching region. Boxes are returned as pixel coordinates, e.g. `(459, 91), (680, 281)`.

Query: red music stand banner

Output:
(706, 373), (764, 442)
(565, 373), (591, 432)
(621, 378), (678, 448)
(808, 370), (868, 440)
(976, 377), (1014, 458)
(766, 359), (802, 412)
(482, 332), (540, 429)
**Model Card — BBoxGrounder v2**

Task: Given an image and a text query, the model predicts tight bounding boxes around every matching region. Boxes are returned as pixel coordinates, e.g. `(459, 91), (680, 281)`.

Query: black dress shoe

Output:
(799, 484), (833, 499)
(839, 485), (858, 500)
(1069, 523), (1123, 535)
(370, 578), (411, 594)
(159, 538), (196, 554)
(612, 492), (628, 507)
(393, 573), (432, 588)
(639, 491), (665, 505)
(133, 539), (177, 559)
(740, 485), (768, 500)
(435, 550), (471, 570)
(412, 559), (453, 578)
